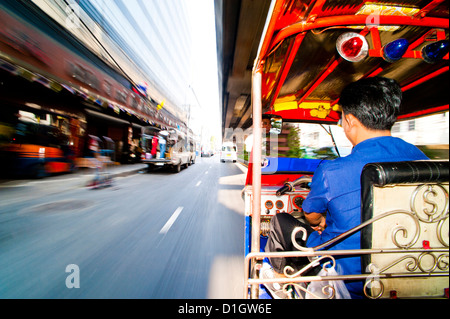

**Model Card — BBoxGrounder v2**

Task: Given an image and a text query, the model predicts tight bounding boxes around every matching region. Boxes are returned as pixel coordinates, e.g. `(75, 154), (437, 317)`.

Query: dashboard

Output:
(244, 184), (311, 236)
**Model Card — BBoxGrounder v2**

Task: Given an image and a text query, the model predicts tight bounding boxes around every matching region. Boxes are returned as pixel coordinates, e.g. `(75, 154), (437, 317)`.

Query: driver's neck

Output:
(354, 129), (391, 146)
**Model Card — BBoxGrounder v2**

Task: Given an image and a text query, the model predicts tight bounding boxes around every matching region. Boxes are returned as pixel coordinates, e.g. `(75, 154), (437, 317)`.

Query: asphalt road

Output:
(0, 156), (247, 298)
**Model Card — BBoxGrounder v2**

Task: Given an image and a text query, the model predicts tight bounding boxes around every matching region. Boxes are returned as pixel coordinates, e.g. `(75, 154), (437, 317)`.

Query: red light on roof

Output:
(336, 33), (368, 62)
(343, 37), (363, 57)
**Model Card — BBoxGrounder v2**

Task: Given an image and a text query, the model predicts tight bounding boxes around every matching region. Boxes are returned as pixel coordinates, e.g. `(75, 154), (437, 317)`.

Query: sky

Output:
(87, 0), (222, 143)
(185, 0), (222, 142)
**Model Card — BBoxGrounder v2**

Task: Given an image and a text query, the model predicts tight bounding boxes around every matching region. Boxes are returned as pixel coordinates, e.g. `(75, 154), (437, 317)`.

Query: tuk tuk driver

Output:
(262, 114), (272, 134)
(245, 114), (273, 156)
(265, 77), (428, 299)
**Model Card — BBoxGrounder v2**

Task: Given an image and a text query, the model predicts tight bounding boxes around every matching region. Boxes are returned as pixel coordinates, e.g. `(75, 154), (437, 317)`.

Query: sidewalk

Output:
(0, 163), (148, 191)
(77, 162), (148, 185)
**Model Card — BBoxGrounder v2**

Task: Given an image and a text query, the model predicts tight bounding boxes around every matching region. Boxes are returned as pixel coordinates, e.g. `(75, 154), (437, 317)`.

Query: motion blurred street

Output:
(0, 157), (246, 298)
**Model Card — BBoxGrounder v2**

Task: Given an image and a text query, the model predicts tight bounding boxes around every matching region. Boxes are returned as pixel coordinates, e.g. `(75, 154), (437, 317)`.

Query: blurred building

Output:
(392, 112), (449, 145)
(35, 0), (193, 122)
(0, 0), (194, 168)
(392, 112), (449, 159)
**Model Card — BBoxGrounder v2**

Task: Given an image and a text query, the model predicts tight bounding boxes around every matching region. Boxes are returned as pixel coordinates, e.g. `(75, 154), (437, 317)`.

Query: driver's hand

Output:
(311, 216), (327, 235)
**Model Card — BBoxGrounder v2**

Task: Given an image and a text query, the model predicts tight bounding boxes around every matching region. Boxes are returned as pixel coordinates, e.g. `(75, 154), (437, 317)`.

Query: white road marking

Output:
(159, 206), (183, 234)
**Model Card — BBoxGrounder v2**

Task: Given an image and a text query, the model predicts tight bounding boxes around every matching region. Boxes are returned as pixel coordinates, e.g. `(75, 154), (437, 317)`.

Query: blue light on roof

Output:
(383, 39), (409, 62)
(422, 40), (450, 63)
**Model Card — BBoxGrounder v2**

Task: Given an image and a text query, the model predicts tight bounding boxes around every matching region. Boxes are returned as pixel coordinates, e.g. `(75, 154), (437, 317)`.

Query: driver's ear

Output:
(344, 113), (360, 129)
(342, 113), (360, 146)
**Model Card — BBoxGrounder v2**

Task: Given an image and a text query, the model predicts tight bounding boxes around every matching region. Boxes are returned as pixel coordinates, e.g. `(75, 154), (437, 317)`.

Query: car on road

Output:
(220, 142), (237, 163)
(140, 126), (196, 173)
(201, 148), (213, 157)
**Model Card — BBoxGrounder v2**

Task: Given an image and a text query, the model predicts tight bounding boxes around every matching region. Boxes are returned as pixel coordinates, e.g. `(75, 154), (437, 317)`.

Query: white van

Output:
(220, 142), (237, 163)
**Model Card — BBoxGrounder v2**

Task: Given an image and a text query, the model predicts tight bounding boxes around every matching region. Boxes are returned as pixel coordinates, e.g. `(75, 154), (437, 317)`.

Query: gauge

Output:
(275, 200), (284, 209)
(264, 200), (273, 210)
(293, 196), (305, 210)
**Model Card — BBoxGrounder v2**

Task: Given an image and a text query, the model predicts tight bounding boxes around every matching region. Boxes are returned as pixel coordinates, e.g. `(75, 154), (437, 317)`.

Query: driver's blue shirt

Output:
(302, 136), (428, 298)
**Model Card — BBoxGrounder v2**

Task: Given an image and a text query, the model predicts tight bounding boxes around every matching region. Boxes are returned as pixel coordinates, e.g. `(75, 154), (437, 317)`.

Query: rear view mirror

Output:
(270, 115), (282, 135)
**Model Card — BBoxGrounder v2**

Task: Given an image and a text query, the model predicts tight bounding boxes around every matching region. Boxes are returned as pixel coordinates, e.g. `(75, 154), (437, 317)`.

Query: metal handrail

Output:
(244, 206), (449, 298)
(244, 247), (449, 298)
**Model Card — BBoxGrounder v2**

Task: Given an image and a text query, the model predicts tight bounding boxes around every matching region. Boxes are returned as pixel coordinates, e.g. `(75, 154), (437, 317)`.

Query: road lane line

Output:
(196, 181), (202, 187)
(159, 206), (183, 234)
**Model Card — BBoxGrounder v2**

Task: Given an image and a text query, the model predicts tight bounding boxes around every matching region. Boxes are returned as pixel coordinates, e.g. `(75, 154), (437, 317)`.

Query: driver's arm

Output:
(302, 162), (328, 234)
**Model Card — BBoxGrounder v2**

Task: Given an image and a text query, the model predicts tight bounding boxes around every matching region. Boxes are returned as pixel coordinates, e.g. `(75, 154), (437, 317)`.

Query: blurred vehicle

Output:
(0, 121), (74, 178)
(188, 131), (197, 164)
(201, 148), (212, 157)
(220, 142), (237, 163)
(201, 148), (211, 157)
(141, 126), (195, 173)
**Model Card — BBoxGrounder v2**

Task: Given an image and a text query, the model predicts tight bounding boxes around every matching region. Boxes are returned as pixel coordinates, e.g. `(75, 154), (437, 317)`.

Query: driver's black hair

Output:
(338, 76), (401, 131)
